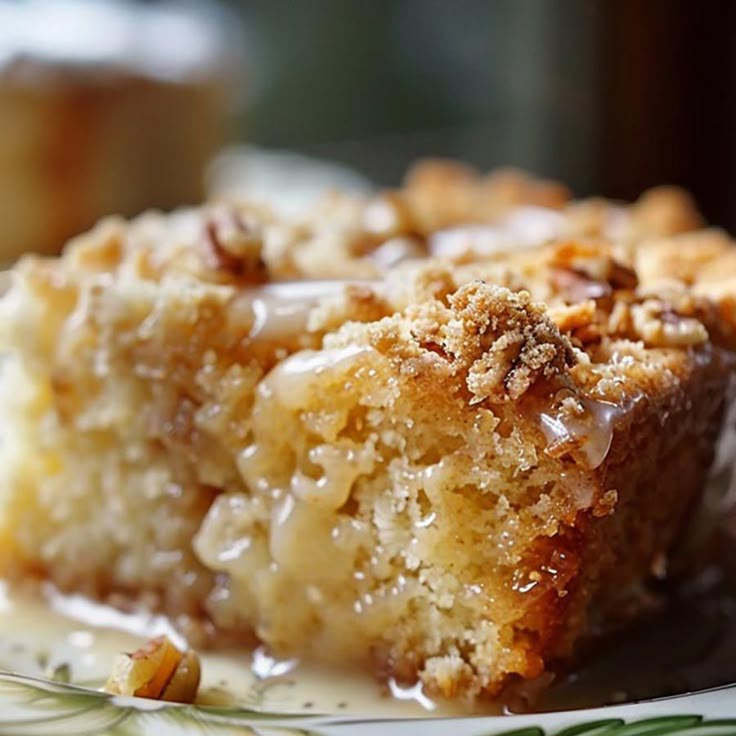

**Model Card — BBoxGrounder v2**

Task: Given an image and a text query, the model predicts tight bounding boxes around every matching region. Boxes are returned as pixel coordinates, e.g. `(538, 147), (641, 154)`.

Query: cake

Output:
(0, 0), (235, 262)
(0, 160), (733, 701)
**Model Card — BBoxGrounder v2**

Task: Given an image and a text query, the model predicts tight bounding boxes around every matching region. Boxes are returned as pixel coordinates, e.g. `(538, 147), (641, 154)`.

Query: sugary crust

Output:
(388, 282), (578, 403)
(0, 160), (734, 702)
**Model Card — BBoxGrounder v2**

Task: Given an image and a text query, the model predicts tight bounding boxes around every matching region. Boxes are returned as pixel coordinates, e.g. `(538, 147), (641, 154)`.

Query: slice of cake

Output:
(0, 163), (733, 701)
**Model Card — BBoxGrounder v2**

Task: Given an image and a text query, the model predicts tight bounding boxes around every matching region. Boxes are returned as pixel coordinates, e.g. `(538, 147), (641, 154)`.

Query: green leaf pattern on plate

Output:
(1, 672), (736, 736)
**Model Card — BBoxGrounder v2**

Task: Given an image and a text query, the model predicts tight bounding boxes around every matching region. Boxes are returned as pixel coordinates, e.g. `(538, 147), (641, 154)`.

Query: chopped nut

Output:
(548, 300), (597, 334)
(160, 650), (202, 703)
(631, 299), (708, 347)
(201, 205), (264, 278)
(608, 261), (639, 291)
(104, 636), (201, 704)
(550, 267), (611, 303)
(607, 300), (633, 336)
(442, 282), (577, 403)
(549, 241), (638, 303)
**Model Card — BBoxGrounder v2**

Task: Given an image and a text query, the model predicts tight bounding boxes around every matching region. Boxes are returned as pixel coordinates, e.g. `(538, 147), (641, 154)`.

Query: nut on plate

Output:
(104, 635), (201, 703)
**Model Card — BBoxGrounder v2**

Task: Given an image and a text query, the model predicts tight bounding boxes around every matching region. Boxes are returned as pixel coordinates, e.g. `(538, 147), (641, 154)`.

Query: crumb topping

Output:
(441, 283), (576, 403)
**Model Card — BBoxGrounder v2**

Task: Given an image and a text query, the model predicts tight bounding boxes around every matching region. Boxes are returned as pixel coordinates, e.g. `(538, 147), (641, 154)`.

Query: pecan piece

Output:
(104, 635), (201, 704)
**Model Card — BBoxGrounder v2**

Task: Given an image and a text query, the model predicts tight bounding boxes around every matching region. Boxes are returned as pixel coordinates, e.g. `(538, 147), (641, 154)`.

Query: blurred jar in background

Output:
(0, 0), (242, 261)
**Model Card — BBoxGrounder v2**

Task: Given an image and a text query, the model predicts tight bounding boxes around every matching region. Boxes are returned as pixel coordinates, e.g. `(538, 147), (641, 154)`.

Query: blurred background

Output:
(1, 0), (735, 258)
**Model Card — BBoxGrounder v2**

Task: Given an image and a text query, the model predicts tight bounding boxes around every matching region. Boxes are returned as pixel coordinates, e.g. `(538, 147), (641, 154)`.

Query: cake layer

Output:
(0, 163), (733, 700)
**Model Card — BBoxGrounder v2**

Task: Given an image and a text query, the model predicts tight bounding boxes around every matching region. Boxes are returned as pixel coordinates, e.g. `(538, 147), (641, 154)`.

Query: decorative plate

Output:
(1, 671), (736, 735)
(0, 577), (736, 736)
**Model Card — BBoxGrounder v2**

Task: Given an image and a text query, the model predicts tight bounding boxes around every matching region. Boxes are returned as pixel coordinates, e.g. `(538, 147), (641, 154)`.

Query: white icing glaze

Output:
(235, 280), (378, 341)
(387, 678), (437, 711)
(268, 492), (349, 578)
(251, 645), (298, 679)
(263, 344), (374, 409)
(539, 396), (624, 469)
(249, 281), (338, 340)
(368, 237), (425, 269)
(250, 295), (309, 341)
(46, 583), (188, 650)
(503, 207), (568, 243)
(0, 582), (466, 715)
(429, 204), (635, 258)
(290, 444), (372, 510)
(430, 206), (565, 258)
(277, 344), (371, 378)
(2, 575), (734, 714)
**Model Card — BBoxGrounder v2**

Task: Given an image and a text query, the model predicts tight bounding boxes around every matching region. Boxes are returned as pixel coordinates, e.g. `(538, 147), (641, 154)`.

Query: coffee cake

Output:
(0, 161), (732, 700)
